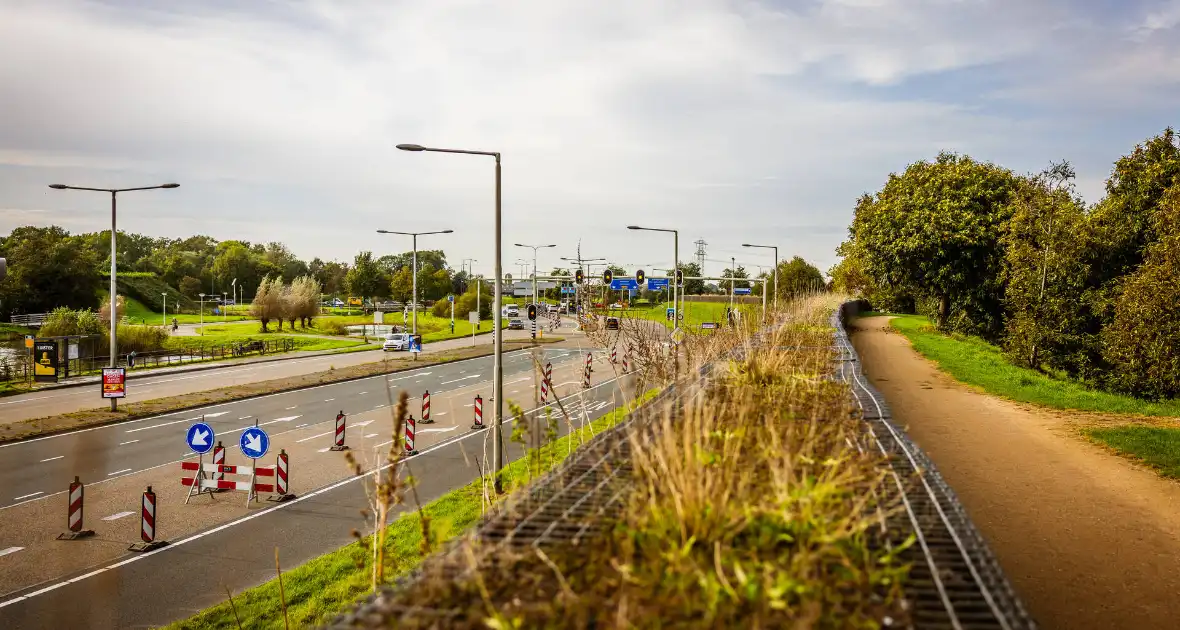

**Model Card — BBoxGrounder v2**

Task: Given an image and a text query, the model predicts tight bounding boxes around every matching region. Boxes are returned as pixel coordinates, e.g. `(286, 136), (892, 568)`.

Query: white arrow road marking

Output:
(418, 427), (458, 434)
(389, 371), (431, 382)
(0, 547), (24, 558)
(190, 429), (211, 447)
(244, 433), (263, 453)
(441, 375), (479, 385)
(296, 431), (333, 443)
(102, 511), (134, 521)
(13, 492), (43, 501)
(260, 415), (301, 426)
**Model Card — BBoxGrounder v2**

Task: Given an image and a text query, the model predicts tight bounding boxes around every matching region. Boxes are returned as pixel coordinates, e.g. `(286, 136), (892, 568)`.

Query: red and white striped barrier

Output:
(622, 347), (631, 373)
(405, 414), (419, 455)
(269, 449), (296, 502)
(182, 460), (274, 507)
(421, 390), (433, 424)
(211, 441), (229, 492)
(583, 352), (593, 389)
(57, 476), (95, 540)
(540, 361), (553, 403)
(330, 411), (348, 451)
(610, 347), (617, 364)
(129, 486), (167, 552)
(471, 395), (485, 430)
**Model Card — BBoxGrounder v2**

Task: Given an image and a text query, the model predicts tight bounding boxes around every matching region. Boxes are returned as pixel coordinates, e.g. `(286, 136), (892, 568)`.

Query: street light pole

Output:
(515, 243), (556, 313)
(199, 293), (205, 335)
(742, 243), (779, 310)
(49, 182), (179, 411)
(162, 293), (167, 328)
(375, 228), (453, 352)
(627, 225), (679, 337)
(396, 142), (504, 492)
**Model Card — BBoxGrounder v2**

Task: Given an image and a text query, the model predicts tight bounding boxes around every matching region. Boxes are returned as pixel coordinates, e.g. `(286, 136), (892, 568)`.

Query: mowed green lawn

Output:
(191, 312), (506, 346)
(880, 313), (1180, 417)
(606, 300), (760, 330)
(1085, 426), (1180, 479)
(123, 296), (250, 325)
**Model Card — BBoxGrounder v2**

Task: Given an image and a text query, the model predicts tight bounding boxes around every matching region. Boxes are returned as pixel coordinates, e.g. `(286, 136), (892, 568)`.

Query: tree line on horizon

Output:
(831, 127), (1180, 400)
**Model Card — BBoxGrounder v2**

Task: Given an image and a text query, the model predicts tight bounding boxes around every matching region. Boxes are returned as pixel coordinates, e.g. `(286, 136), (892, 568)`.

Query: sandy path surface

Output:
(849, 315), (1180, 630)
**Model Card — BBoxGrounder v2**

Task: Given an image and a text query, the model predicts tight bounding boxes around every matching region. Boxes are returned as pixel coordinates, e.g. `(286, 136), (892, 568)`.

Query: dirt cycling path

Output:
(850, 315), (1180, 630)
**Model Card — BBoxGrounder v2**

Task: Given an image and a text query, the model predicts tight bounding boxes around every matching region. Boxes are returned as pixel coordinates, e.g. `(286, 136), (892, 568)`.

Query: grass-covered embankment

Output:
(879, 313), (1180, 417)
(369, 296), (910, 627)
(166, 389), (661, 629)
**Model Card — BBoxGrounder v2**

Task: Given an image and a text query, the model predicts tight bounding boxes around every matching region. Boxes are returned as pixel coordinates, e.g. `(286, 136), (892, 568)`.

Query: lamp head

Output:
(396, 143), (425, 152)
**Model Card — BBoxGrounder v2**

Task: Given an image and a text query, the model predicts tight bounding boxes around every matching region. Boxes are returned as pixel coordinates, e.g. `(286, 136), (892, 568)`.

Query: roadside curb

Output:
(0, 339), (565, 446)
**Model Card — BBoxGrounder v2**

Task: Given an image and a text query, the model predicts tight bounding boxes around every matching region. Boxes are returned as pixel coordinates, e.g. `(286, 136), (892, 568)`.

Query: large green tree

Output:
(345, 251), (388, 301)
(0, 226), (102, 316)
(850, 152), (1019, 338)
(776, 256), (824, 298)
(1000, 162), (1092, 372)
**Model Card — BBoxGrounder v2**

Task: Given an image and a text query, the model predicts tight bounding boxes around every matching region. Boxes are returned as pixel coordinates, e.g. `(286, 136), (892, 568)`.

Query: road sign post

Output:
(184, 420), (216, 503)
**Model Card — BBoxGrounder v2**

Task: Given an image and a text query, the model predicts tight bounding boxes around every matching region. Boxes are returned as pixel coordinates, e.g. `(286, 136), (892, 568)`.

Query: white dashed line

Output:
(0, 547), (24, 558)
(296, 431), (333, 443)
(324, 398), (335, 402)
(40, 456), (64, 463)
(285, 406), (297, 410)
(13, 492), (43, 501)
(107, 469), (132, 476)
(118, 440), (139, 446)
(102, 511), (134, 521)
(364, 433), (379, 438)
(357, 392), (367, 395)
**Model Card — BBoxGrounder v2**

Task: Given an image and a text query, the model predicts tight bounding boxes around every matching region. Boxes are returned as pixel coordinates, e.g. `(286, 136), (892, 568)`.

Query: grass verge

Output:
(0, 339), (560, 443)
(878, 313), (1180, 417)
(1086, 426), (1180, 479)
(165, 388), (662, 630)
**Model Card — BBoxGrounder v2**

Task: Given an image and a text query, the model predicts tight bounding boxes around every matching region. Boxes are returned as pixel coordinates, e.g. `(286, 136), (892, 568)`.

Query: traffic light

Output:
(527, 304), (537, 321)
(0, 258), (6, 281)
(575, 268), (584, 284)
(636, 269), (645, 285)
(675, 269), (684, 286)
(603, 269), (613, 284)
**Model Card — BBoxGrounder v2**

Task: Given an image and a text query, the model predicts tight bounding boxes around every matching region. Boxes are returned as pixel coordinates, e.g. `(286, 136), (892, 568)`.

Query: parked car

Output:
(508, 317), (525, 330)
(382, 333), (410, 351)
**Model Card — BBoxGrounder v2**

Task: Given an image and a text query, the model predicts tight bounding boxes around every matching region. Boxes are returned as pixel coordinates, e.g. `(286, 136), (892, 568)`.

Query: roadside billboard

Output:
(102, 367), (127, 399)
(33, 339), (59, 383)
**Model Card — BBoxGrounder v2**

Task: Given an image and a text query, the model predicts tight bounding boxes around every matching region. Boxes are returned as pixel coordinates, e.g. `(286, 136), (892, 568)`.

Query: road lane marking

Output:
(238, 416), (251, 420)
(324, 398), (335, 402)
(119, 440), (139, 446)
(296, 431), (333, 443)
(107, 469), (132, 476)
(40, 456), (64, 463)
(357, 392), (367, 395)
(433, 412), (447, 417)
(441, 375), (479, 385)
(364, 433), (379, 438)
(373, 405), (385, 410)
(0, 396), (51, 406)
(0, 547), (23, 557)
(13, 492), (43, 501)
(295, 423), (308, 428)
(388, 372), (430, 382)
(102, 511), (134, 521)
(261, 415), (301, 426)
(463, 403), (473, 407)
(202, 412), (229, 418)
(419, 427), (458, 434)
(285, 406), (297, 410)
(124, 418), (194, 433)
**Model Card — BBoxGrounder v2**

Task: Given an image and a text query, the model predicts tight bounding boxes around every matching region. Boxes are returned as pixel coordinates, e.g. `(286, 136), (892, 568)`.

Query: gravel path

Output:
(850, 315), (1180, 630)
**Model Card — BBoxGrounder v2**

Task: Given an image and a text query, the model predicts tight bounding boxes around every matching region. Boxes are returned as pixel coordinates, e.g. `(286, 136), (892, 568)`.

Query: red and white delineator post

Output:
(471, 395), (485, 430)
(540, 361), (553, 403)
(330, 411), (349, 451)
(129, 485), (167, 552)
(421, 390), (433, 424)
(610, 347), (617, 364)
(583, 352), (593, 389)
(182, 460), (276, 508)
(57, 476), (95, 540)
(268, 449), (296, 502)
(405, 414), (419, 455)
(622, 346), (631, 373)
(211, 441), (229, 492)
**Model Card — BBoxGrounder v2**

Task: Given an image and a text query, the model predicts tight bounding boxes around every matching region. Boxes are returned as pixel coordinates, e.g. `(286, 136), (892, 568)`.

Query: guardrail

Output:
(9, 313), (47, 327)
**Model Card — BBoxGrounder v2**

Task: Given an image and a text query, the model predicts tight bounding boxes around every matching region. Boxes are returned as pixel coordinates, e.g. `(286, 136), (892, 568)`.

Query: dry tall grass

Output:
(364, 295), (910, 628)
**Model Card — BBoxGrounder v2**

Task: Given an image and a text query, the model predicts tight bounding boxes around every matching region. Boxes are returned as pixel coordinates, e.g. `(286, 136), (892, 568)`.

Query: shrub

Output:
(430, 299), (450, 318)
(318, 319), (347, 336)
(40, 307), (105, 338)
(117, 324), (169, 354)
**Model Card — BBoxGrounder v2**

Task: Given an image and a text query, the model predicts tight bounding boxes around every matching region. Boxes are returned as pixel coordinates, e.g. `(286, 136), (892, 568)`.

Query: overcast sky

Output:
(2, 0), (1178, 278)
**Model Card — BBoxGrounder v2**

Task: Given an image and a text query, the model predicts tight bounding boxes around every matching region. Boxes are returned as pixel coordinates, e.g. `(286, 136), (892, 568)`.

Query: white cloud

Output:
(0, 0), (1177, 276)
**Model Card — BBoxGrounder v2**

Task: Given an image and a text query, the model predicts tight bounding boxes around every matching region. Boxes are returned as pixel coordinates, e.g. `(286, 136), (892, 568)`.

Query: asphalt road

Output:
(0, 363), (635, 629)
(0, 346), (588, 510)
(0, 326), (550, 423)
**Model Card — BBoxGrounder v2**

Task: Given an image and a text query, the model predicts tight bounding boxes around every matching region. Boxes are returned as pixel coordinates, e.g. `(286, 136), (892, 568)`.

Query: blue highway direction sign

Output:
(609, 278), (638, 291)
(647, 278), (669, 290)
(240, 427), (270, 459)
(734, 287), (751, 295)
(186, 422), (215, 454)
